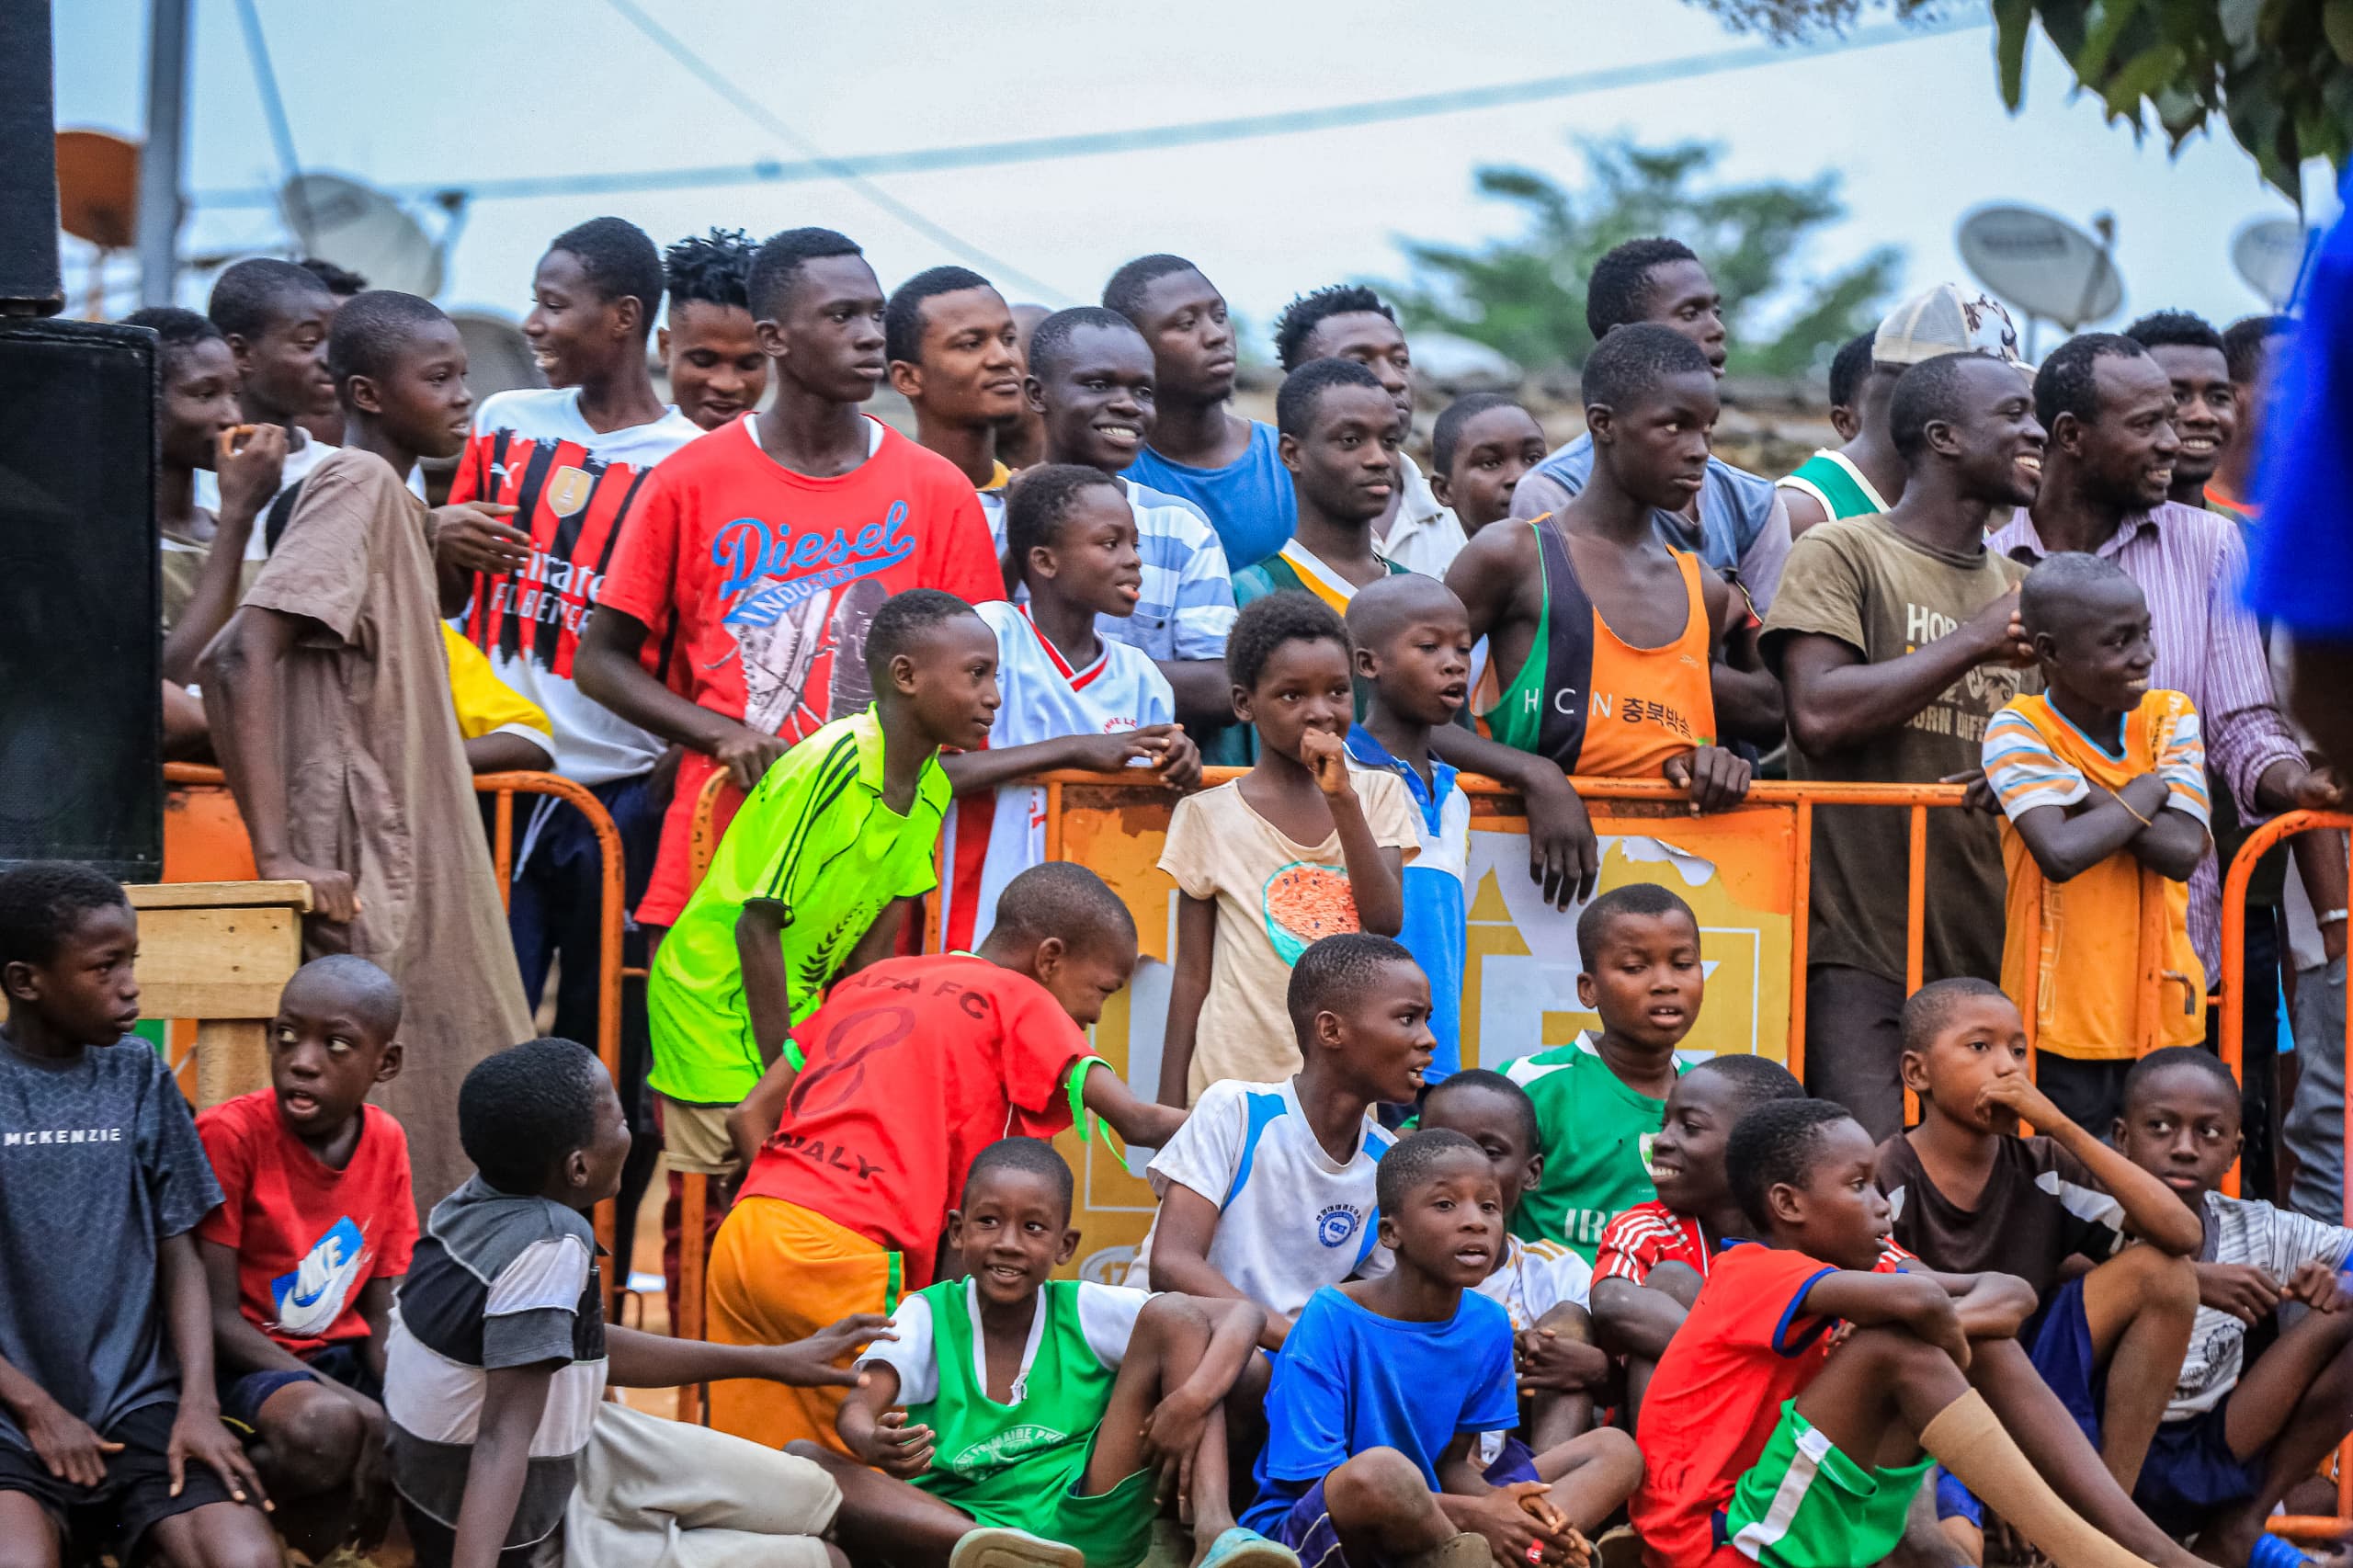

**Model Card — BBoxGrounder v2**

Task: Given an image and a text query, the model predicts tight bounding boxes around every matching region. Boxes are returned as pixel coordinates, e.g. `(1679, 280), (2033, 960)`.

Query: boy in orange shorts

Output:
(705, 862), (1183, 1451)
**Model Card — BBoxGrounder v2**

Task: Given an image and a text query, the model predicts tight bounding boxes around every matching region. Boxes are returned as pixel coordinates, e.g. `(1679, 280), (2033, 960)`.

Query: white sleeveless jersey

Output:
(938, 599), (1176, 949)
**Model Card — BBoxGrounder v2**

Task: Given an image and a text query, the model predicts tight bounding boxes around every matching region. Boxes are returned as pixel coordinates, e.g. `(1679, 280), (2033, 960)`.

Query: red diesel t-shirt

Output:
(1631, 1243), (1852, 1568)
(735, 955), (1094, 1287)
(194, 1091), (418, 1358)
(596, 414), (1003, 746)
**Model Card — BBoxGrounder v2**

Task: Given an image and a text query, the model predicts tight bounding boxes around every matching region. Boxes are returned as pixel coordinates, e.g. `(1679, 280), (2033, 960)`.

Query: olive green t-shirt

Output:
(646, 708), (949, 1107)
(1760, 515), (2031, 986)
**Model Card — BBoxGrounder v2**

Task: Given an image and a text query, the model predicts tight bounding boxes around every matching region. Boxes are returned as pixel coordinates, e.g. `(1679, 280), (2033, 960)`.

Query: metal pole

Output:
(135, 0), (189, 306)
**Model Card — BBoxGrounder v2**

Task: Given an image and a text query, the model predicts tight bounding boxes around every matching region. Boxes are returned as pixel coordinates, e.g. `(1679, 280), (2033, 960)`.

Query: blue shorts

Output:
(1936, 1277), (2101, 1527)
(2134, 1403), (2265, 1535)
(1258, 1443), (1541, 1568)
(218, 1340), (379, 1432)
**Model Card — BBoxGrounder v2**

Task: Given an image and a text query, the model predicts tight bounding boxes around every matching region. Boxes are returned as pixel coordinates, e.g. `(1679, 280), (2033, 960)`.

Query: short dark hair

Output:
(458, 1037), (608, 1195)
(1898, 976), (2013, 1054)
(1431, 392), (1524, 474)
(1272, 284), (1393, 373)
(1420, 1067), (1540, 1151)
(1576, 881), (1698, 971)
(1580, 322), (1711, 413)
(1102, 254), (1203, 324)
(1025, 306), (1143, 384)
(0, 861), (130, 971)
(325, 290), (450, 393)
(296, 257), (368, 296)
(665, 227), (756, 312)
(1828, 330), (1878, 411)
(747, 227), (864, 322)
(1226, 589), (1349, 692)
(2222, 314), (2290, 384)
(989, 861), (1137, 955)
(1276, 356), (1387, 438)
(284, 954), (404, 1040)
(120, 305), (224, 373)
(2124, 309), (2224, 358)
(1287, 932), (1420, 1042)
(546, 218), (664, 341)
(2034, 332), (2147, 431)
(2018, 551), (2139, 640)
(1003, 463), (1126, 593)
(1684, 1052), (1805, 1114)
(863, 587), (980, 679)
(1727, 1098), (1859, 1232)
(1586, 237), (1700, 341)
(1375, 1127), (1489, 1213)
(885, 265), (996, 367)
(1889, 351), (1998, 462)
(2121, 1044), (2240, 1112)
(207, 256), (333, 341)
(961, 1135), (1074, 1216)
(1343, 573), (1466, 659)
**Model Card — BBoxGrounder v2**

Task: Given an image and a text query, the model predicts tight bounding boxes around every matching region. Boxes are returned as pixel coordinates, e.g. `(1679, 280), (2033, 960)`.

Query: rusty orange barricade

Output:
(2216, 810), (2353, 1546)
(162, 762), (631, 1310)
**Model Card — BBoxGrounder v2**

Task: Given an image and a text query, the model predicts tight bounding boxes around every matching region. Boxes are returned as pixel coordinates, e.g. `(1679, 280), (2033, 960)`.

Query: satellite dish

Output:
(1957, 204), (2123, 332)
(278, 172), (442, 297)
(449, 312), (545, 401)
(56, 130), (141, 250)
(2232, 218), (2307, 308)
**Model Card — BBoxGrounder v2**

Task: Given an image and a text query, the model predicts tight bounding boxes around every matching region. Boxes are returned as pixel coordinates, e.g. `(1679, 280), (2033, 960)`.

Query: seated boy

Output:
(1880, 979), (2203, 1500)
(1983, 552), (2211, 1132)
(1632, 1096), (2199, 1568)
(1418, 1070), (1611, 1451)
(0, 863), (277, 1568)
(385, 1036), (890, 1568)
(709, 863), (1184, 1453)
(198, 954), (414, 1555)
(646, 587), (1000, 1187)
(1498, 883), (1706, 1261)
(805, 1137), (1289, 1568)
(1244, 1130), (1645, 1568)
(1345, 575), (1475, 1086)
(1588, 1054), (1805, 1415)
(1138, 934), (1429, 1349)
(2115, 1047), (2353, 1565)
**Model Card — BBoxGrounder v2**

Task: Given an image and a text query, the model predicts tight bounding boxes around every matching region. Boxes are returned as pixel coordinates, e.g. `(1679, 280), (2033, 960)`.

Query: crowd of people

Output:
(0, 208), (2347, 1568)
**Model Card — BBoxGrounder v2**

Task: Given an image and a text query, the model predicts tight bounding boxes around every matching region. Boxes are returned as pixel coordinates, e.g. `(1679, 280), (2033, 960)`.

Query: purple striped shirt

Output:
(1991, 502), (2304, 972)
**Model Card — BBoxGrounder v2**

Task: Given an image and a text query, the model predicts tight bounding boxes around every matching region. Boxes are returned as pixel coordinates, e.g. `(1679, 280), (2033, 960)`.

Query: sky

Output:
(53, 0), (2308, 358)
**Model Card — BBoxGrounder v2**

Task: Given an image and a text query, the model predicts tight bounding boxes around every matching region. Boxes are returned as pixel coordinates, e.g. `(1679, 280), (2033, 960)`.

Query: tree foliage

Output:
(1392, 139), (1900, 376)
(1686, 0), (2351, 200)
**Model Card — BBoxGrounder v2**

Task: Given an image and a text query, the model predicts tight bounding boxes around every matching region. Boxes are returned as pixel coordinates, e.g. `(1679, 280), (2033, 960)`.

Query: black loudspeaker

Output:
(0, 319), (162, 880)
(0, 0), (62, 313)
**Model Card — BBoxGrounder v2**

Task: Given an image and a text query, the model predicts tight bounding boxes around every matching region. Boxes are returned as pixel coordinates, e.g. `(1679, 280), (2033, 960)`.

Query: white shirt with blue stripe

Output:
(1131, 1076), (1393, 1315)
(1099, 479), (1239, 665)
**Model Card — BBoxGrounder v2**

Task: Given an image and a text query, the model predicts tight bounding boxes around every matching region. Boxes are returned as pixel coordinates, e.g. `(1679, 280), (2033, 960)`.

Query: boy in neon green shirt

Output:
(647, 589), (1002, 1181)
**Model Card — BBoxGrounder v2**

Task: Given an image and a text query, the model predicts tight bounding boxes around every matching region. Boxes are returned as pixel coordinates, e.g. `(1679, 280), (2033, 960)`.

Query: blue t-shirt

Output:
(1244, 1285), (1518, 1531)
(1126, 421), (1296, 571)
(1345, 725), (1469, 1082)
(2249, 201), (2353, 636)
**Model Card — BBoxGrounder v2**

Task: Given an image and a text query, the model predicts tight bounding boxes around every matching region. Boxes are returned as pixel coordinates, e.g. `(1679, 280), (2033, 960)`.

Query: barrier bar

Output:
(1789, 797), (1812, 1085)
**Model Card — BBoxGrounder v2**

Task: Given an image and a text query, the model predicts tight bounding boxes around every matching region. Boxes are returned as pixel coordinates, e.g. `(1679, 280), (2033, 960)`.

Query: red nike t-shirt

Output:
(734, 955), (1093, 1289)
(597, 414), (1003, 745)
(194, 1092), (418, 1358)
(1630, 1243), (1851, 1568)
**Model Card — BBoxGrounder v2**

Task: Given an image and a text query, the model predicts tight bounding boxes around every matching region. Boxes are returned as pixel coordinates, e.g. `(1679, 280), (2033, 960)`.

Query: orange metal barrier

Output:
(162, 762), (630, 1308)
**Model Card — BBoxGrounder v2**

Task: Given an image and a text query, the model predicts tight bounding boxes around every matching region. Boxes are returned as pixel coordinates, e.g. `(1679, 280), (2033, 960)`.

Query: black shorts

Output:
(0, 1402), (243, 1562)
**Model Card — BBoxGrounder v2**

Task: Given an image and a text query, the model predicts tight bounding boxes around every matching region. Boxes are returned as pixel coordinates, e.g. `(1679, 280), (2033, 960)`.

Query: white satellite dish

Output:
(278, 172), (443, 297)
(449, 312), (545, 400)
(2231, 218), (2307, 308)
(1957, 205), (2122, 349)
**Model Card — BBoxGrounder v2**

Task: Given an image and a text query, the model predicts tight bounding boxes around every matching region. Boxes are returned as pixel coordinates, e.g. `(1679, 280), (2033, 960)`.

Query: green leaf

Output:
(2079, 0), (2147, 78)
(1995, 0), (2035, 106)
(2326, 0), (2353, 64)
(2104, 42), (2185, 112)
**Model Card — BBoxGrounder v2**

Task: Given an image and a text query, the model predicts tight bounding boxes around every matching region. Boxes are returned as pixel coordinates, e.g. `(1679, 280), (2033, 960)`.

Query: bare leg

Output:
(2204, 1307), (2353, 1566)
(140, 1499), (281, 1568)
(0, 1493), (61, 1568)
(250, 1380), (369, 1557)
(1527, 1428), (1643, 1536)
(1527, 1303), (1600, 1449)
(1323, 1448), (1460, 1565)
(1082, 1295), (1210, 1497)
(2079, 1247), (2200, 1494)
(785, 1438), (974, 1568)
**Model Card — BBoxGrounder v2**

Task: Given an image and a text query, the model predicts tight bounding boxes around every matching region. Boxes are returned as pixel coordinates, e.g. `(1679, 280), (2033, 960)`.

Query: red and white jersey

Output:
(938, 598), (1175, 950)
(449, 388), (704, 783)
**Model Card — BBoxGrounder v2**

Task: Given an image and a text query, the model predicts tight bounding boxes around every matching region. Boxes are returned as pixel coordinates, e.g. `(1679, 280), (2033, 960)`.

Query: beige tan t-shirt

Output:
(226, 449), (533, 1209)
(1158, 768), (1420, 1100)
(1760, 513), (2032, 986)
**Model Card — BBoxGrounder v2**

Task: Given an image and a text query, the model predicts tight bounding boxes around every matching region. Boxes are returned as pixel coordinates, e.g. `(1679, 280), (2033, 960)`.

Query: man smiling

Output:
(2124, 311), (2236, 513)
(885, 266), (1026, 546)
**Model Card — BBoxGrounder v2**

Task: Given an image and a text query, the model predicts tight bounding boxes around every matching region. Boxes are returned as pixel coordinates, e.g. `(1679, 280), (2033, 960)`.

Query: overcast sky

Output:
(55, 0), (2304, 356)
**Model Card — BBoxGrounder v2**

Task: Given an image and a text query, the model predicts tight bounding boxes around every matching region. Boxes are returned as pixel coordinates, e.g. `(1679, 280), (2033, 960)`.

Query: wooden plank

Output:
(131, 905), (303, 1018)
(127, 881), (313, 912)
(194, 1018), (270, 1107)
